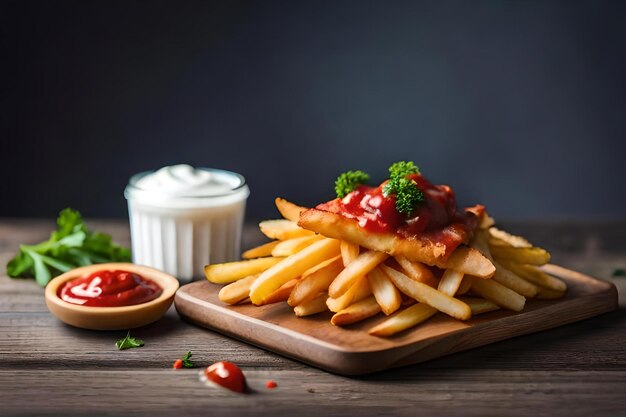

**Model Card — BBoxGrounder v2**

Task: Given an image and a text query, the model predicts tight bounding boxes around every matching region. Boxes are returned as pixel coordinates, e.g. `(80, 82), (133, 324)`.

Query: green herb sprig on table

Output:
(6, 208), (131, 287)
(116, 332), (144, 350)
(334, 170), (370, 198)
(383, 161), (424, 216)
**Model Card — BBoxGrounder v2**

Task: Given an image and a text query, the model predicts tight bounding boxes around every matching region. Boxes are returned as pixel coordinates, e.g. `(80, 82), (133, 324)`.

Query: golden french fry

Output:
(261, 278), (299, 305)
(501, 262), (566, 292)
(469, 276), (525, 312)
(249, 238), (340, 305)
(340, 240), (360, 266)
(294, 293), (329, 317)
(479, 212), (496, 229)
(288, 256), (343, 306)
(456, 276), (472, 295)
(237, 297), (251, 304)
(492, 260), (539, 298)
(218, 274), (259, 304)
(457, 296), (500, 315)
(381, 265), (471, 320)
(437, 269), (464, 296)
(275, 198), (308, 222)
(271, 235), (324, 257)
(470, 230), (493, 261)
(490, 245), (551, 266)
(535, 286), (566, 299)
(205, 257), (284, 284)
(394, 256), (439, 288)
(259, 219), (316, 240)
(368, 266), (402, 315)
(368, 303), (438, 337)
(488, 227), (532, 248)
(331, 296), (381, 326)
(328, 251), (389, 298)
(242, 241), (280, 259)
(327, 276), (371, 312)
(438, 246), (495, 279)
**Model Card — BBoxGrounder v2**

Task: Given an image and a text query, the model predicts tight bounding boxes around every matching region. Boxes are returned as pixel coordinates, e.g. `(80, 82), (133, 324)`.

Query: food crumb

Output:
(265, 380), (278, 389)
(307, 388), (315, 393)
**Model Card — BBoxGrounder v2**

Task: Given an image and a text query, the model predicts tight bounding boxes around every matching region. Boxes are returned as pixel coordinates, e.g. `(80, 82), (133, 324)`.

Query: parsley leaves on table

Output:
(6, 208), (131, 287)
(181, 351), (194, 368)
(613, 268), (625, 277)
(116, 332), (145, 350)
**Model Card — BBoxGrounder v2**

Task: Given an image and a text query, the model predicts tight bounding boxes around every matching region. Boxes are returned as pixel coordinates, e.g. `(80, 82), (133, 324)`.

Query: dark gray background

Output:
(2, 0), (625, 221)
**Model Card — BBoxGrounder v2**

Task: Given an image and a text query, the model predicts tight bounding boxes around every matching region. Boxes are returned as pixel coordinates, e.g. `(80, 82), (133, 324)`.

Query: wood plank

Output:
(175, 265), (617, 375)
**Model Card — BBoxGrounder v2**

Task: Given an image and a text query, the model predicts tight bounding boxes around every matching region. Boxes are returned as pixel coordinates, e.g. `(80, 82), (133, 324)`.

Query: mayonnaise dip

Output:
(125, 165), (249, 282)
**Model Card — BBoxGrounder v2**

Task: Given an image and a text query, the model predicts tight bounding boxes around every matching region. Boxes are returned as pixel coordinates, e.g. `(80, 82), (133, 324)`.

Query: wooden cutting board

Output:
(174, 264), (617, 375)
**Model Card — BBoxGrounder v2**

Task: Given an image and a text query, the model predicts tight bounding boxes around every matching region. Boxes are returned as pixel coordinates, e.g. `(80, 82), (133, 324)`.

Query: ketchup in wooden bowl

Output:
(45, 263), (179, 330)
(58, 270), (162, 307)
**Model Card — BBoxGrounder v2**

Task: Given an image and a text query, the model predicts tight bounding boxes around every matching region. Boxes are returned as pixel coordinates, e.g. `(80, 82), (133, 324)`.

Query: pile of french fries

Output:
(204, 199), (566, 337)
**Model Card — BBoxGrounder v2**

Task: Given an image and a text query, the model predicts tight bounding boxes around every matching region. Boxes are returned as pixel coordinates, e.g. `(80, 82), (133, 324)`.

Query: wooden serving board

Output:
(174, 264), (617, 375)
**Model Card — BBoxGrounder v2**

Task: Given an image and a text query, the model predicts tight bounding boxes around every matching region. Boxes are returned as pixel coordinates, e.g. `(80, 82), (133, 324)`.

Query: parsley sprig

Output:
(116, 332), (144, 350)
(6, 208), (131, 287)
(383, 161), (424, 216)
(334, 170), (370, 198)
(181, 351), (194, 368)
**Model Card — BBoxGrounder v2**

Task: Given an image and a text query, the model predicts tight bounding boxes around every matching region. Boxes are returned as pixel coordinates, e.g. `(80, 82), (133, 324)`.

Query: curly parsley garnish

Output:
(116, 332), (145, 350)
(334, 170), (370, 198)
(383, 161), (424, 215)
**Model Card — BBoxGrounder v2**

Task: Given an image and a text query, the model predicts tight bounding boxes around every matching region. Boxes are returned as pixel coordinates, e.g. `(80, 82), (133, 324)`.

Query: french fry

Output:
(331, 296), (381, 326)
(259, 219), (315, 240)
(242, 241), (280, 259)
(237, 297), (251, 304)
(488, 227), (532, 248)
(438, 246), (496, 279)
(492, 260), (539, 298)
(294, 293), (329, 317)
(382, 265), (472, 320)
(287, 256), (343, 306)
(470, 230), (493, 261)
(262, 278), (299, 305)
(490, 245), (551, 266)
(394, 256), (439, 288)
(501, 262), (567, 292)
(327, 276), (371, 312)
(205, 257), (284, 284)
(340, 240), (360, 266)
(469, 276), (525, 312)
(457, 296), (500, 315)
(368, 303), (438, 337)
(218, 274), (259, 304)
(535, 286), (566, 299)
(368, 266), (402, 315)
(249, 238), (340, 305)
(437, 269), (464, 296)
(271, 235), (324, 257)
(479, 212), (496, 229)
(275, 198), (308, 222)
(456, 277), (472, 295)
(328, 251), (389, 298)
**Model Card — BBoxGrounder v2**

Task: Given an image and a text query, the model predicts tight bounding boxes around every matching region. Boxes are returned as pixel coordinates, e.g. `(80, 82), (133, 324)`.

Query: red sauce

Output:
(204, 361), (246, 393)
(58, 270), (162, 307)
(317, 173), (482, 249)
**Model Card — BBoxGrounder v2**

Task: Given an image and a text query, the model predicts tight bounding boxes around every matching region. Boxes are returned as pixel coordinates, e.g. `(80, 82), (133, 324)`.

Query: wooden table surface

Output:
(1, 219), (625, 417)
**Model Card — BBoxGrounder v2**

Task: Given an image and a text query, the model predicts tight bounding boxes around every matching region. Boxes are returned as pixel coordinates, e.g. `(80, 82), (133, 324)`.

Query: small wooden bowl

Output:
(45, 263), (179, 330)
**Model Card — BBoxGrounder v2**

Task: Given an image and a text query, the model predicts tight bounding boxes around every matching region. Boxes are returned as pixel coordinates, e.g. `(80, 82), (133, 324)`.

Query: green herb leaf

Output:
(334, 170), (370, 198)
(388, 161), (420, 179)
(383, 161), (425, 215)
(6, 208), (132, 287)
(115, 332), (144, 350)
(612, 268), (625, 277)
(181, 351), (194, 368)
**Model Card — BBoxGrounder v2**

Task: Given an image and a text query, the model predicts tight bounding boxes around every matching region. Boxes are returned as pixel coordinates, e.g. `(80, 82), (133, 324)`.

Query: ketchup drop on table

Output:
(204, 361), (246, 393)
